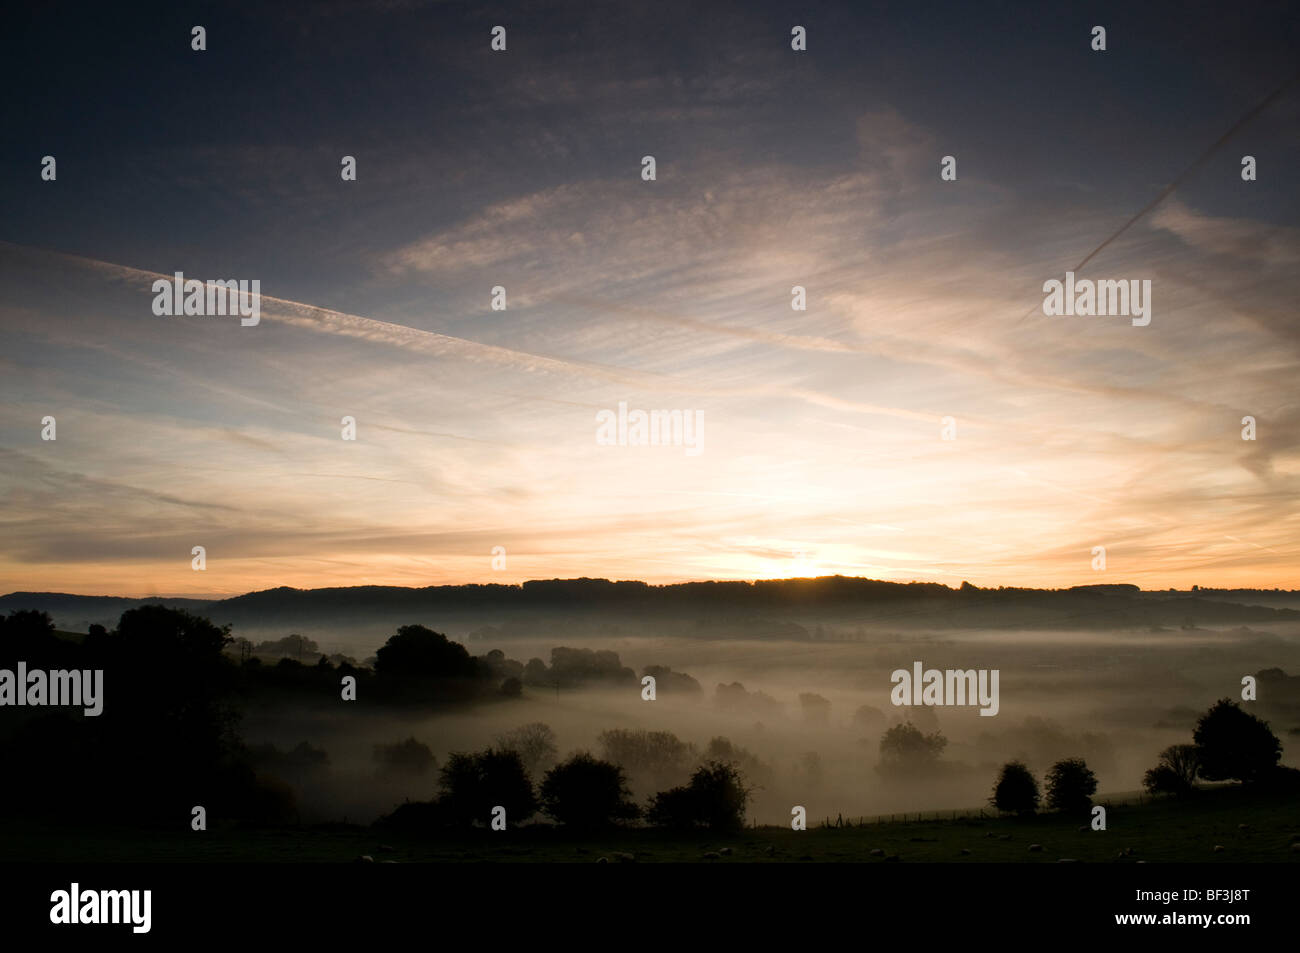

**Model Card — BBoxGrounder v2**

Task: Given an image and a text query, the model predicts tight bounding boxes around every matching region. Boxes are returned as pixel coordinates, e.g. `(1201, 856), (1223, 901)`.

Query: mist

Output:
(236, 615), (1300, 826)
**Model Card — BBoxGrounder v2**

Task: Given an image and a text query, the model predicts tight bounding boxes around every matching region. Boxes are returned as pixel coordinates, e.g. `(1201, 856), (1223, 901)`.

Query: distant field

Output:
(4, 786), (1297, 863)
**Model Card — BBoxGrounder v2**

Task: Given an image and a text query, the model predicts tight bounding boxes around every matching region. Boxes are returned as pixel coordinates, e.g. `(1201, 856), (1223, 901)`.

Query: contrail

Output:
(1071, 71), (1299, 274)
(0, 240), (977, 426)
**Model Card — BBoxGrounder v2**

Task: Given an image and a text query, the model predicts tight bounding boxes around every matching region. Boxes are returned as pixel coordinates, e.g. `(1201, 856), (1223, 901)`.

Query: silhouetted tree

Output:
(647, 761), (752, 831)
(0, 609), (55, 639)
(0, 609), (72, 668)
(1044, 758), (1097, 814)
(539, 753), (640, 829)
(645, 785), (699, 831)
(436, 748), (536, 825)
(9, 605), (253, 823)
(1142, 744), (1200, 796)
(1193, 699), (1281, 783)
(990, 761), (1040, 815)
(375, 625), (478, 680)
(501, 676), (522, 697)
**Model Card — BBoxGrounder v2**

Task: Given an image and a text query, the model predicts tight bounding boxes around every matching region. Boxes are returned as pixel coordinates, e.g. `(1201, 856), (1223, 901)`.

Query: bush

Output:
(990, 761), (1039, 815)
(645, 785), (699, 831)
(1142, 744), (1199, 796)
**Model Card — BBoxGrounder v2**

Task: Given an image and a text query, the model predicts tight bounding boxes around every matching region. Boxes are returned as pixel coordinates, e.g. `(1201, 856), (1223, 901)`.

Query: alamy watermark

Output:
(891, 660), (999, 716)
(50, 883), (150, 934)
(1042, 271), (1150, 327)
(0, 662), (103, 716)
(596, 401), (703, 456)
(152, 271), (261, 326)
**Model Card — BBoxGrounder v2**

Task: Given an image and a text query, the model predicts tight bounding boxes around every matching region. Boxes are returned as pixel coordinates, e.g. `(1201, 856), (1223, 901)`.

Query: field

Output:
(5, 785), (1297, 864)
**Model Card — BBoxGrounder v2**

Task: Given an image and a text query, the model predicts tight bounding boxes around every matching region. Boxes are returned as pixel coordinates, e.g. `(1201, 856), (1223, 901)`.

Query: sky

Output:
(2, 0), (1299, 596)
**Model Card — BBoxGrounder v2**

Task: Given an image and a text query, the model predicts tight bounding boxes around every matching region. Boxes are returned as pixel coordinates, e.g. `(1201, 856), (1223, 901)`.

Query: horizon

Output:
(7, 572), (1297, 603)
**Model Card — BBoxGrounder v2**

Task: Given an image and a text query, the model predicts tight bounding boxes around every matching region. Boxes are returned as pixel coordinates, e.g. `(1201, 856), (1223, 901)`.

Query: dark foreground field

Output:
(4, 786), (1297, 863)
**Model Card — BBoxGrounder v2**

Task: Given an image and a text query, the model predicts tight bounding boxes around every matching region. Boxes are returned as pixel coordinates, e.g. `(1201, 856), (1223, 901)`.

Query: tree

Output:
(113, 604), (231, 667)
(682, 760), (752, 831)
(646, 760), (753, 832)
(501, 676), (523, 697)
(1142, 744), (1199, 796)
(990, 761), (1039, 815)
(374, 625), (477, 680)
(877, 723), (947, 777)
(1044, 758), (1097, 815)
(106, 605), (239, 763)
(539, 753), (640, 829)
(51, 605), (249, 822)
(495, 723), (558, 775)
(548, 647), (635, 686)
(436, 748), (536, 825)
(598, 728), (696, 788)
(0, 610), (70, 668)
(641, 665), (703, 696)
(1193, 699), (1281, 783)
(0, 609), (55, 639)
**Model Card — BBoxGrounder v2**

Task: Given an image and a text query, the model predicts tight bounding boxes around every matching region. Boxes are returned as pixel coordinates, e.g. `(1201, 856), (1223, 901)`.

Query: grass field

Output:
(4, 785), (1297, 863)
